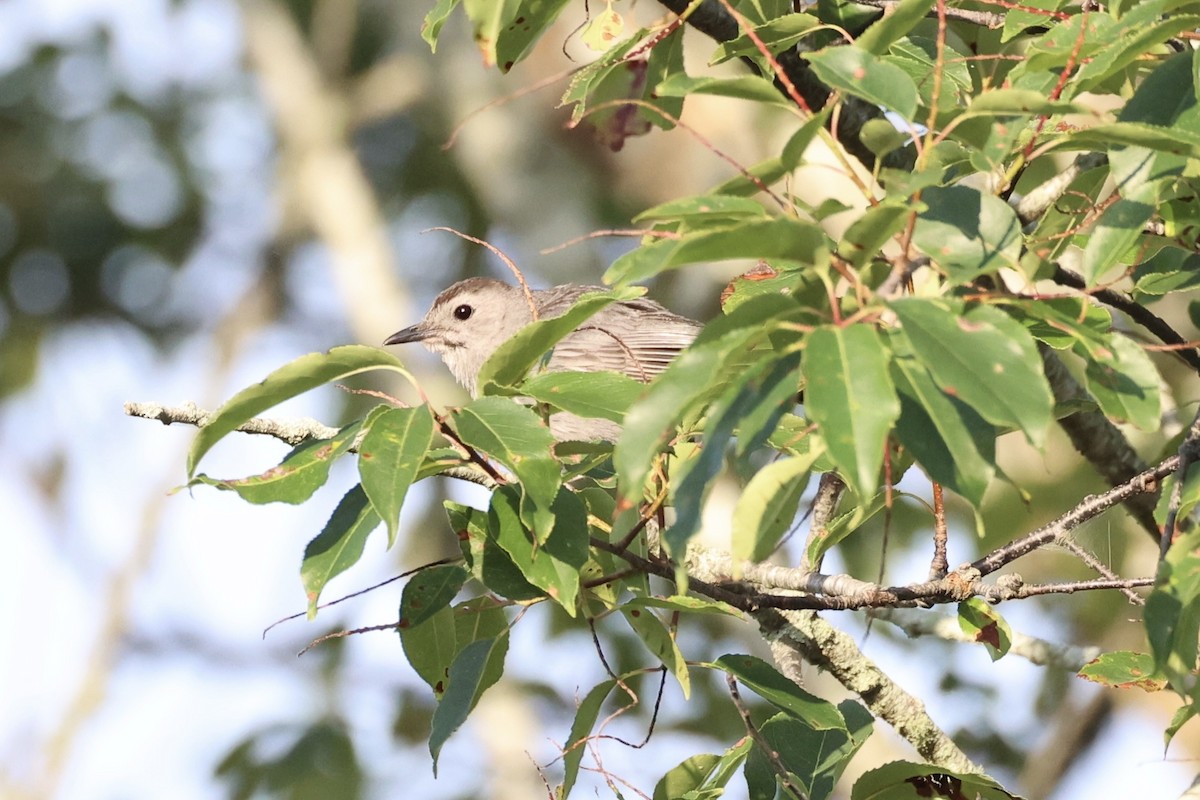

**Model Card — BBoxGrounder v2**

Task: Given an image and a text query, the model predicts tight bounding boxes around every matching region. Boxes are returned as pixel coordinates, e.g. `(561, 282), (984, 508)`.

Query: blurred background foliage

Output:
(1, 0), (1188, 798)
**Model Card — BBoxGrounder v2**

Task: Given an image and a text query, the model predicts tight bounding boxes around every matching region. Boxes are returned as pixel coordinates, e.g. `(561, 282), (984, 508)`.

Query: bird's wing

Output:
(549, 302), (702, 382)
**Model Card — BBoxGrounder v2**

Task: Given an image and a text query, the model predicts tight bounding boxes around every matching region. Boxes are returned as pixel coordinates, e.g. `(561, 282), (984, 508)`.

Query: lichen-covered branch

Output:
(124, 401), (339, 445)
(758, 608), (983, 774)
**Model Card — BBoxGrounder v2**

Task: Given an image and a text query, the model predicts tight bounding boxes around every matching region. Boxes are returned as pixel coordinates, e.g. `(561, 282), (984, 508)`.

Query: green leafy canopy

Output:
(177, 2), (1200, 797)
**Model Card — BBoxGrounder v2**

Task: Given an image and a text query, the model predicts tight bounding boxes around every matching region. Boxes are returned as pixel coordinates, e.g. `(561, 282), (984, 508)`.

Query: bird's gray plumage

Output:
(385, 277), (702, 440)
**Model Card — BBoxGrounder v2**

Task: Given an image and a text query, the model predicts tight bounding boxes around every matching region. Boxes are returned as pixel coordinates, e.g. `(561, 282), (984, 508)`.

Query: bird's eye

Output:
(453, 304), (473, 321)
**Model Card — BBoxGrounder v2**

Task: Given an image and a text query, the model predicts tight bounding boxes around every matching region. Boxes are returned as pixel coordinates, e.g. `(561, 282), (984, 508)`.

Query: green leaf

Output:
(1001, 0), (1070, 41)
(489, 485), (586, 614)
(806, 46), (919, 119)
(461, 0), (571, 72)
(1078, 181), (1159, 285)
(1078, 651), (1166, 691)
(839, 201), (912, 269)
(447, 501), (544, 602)
(399, 597), (508, 702)
(188, 419), (362, 505)
(958, 597), (1013, 660)
(452, 397), (561, 541)
(429, 634), (508, 773)
(652, 745), (752, 800)
(1002, 297), (1112, 351)
(965, 88), (1082, 116)
(605, 217), (828, 285)
(519, 371), (644, 423)
(421, 0), (461, 50)
(855, 0), (933, 55)
(477, 287), (638, 391)
(358, 405), (435, 546)
(621, 603), (691, 697)
(667, 350), (805, 556)
(1166, 703), (1200, 747)
(890, 333), (996, 507)
(850, 761), (1018, 800)
(889, 299), (1053, 447)
(615, 293), (802, 500)
(712, 654), (848, 730)
(1155, 466), (1200, 531)
(806, 487), (888, 568)
(559, 678), (619, 798)
(710, 13), (821, 63)
(399, 605), (456, 699)
(860, 118), (911, 158)
(1074, 14), (1200, 90)
(300, 484), (382, 616)
(622, 594), (744, 618)
(635, 194), (770, 226)
(655, 74), (794, 108)
(732, 450), (822, 564)
(708, 155), (788, 196)
(400, 564), (469, 631)
(1134, 249), (1200, 296)
(1147, 527), (1200, 697)
(782, 108), (834, 170)
(745, 708), (873, 800)
(1048, 122), (1200, 161)
(1079, 332), (1162, 432)
(652, 754), (722, 800)
(734, 349), (807, 461)
(1017, 12), (1112, 76)
(718, 265), (820, 316)
(563, 25), (685, 148)
(886, 36), (972, 112)
(1021, 166), (1109, 276)
(805, 324), (900, 496)
(187, 346), (415, 478)
(911, 186), (1023, 281)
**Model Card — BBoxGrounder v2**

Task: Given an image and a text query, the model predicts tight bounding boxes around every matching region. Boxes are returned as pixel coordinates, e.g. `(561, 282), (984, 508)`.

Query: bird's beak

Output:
(383, 324), (428, 346)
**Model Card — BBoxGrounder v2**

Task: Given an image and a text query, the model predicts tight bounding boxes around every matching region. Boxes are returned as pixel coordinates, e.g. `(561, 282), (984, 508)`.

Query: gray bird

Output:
(384, 277), (702, 440)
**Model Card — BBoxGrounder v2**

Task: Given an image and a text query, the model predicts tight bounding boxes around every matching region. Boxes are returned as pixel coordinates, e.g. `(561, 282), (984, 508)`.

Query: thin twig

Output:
(973, 456), (1176, 576)
(298, 621), (400, 655)
(423, 226), (536, 318)
(262, 557), (462, 637)
(726, 674), (809, 800)
(1054, 537), (1144, 606)
(929, 482), (949, 580)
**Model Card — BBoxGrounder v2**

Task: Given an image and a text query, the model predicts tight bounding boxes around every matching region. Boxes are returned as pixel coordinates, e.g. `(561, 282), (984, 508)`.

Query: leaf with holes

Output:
(958, 597), (1013, 660)
(399, 564), (469, 631)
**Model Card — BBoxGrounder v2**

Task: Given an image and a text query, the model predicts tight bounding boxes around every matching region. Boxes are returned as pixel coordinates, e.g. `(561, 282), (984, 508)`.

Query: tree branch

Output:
(972, 455), (1176, 575)
(655, 0), (911, 171)
(757, 608), (984, 774)
(124, 401), (339, 445)
(129, 397), (1163, 610)
(1051, 266), (1200, 374)
(873, 608), (1103, 671)
(123, 401), (497, 488)
(1040, 347), (1163, 538)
